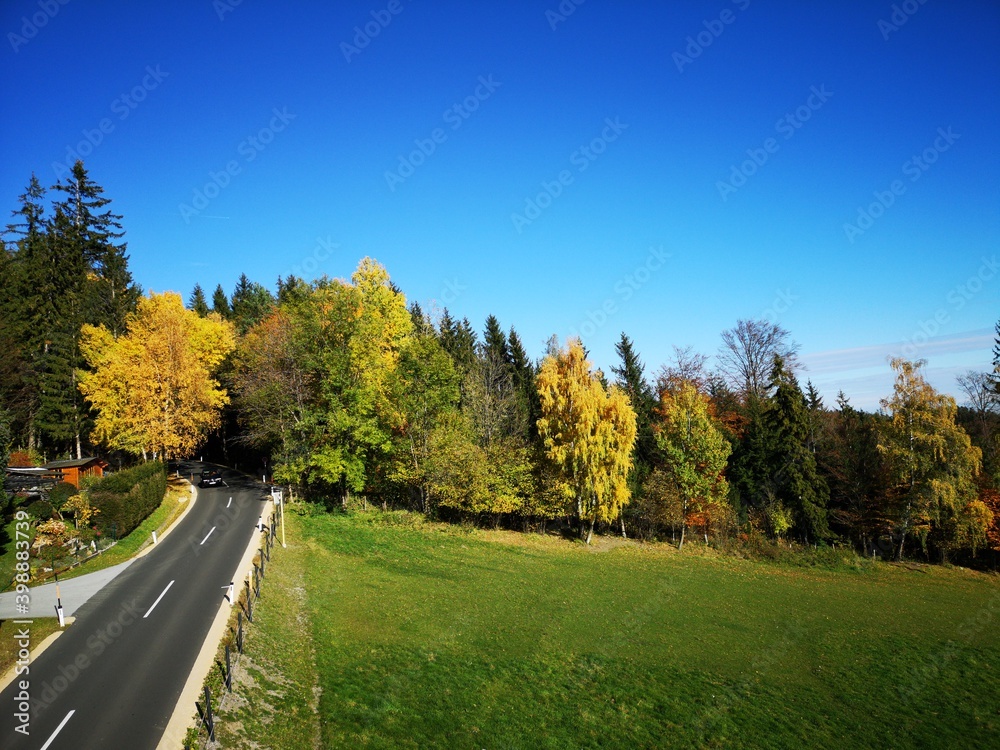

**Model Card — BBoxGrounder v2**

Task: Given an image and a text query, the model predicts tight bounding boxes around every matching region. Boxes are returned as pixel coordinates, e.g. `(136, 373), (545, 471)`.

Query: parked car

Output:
(200, 469), (223, 487)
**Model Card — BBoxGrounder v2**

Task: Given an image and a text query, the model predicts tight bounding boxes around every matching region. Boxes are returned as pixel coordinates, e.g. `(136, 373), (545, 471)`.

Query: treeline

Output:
(191, 259), (999, 566)
(3, 164), (998, 566)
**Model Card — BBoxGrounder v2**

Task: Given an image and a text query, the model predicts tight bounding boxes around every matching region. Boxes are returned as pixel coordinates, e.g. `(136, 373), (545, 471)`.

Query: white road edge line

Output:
(200, 527), (217, 546)
(39, 709), (75, 750)
(144, 580), (175, 619)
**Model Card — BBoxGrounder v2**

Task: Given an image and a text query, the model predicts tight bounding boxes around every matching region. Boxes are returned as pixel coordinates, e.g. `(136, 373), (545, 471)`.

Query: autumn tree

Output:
(717, 319), (799, 400)
(878, 358), (982, 560)
(78, 292), (235, 459)
(656, 345), (710, 396)
(392, 329), (461, 512)
(655, 381), (731, 550)
(231, 308), (313, 478)
(234, 259), (413, 501)
(536, 338), (637, 544)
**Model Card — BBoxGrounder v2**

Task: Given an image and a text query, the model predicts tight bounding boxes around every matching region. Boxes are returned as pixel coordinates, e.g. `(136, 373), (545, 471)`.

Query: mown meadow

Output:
(212, 509), (1000, 749)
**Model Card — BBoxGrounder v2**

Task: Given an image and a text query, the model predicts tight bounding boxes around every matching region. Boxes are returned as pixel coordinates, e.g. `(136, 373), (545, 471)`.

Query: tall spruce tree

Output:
(508, 327), (541, 440)
(765, 355), (830, 542)
(211, 284), (232, 318)
(727, 393), (775, 520)
(52, 161), (139, 336)
(230, 273), (275, 335)
(438, 309), (477, 376)
(824, 392), (888, 553)
(482, 315), (512, 370)
(3, 176), (48, 445)
(612, 333), (657, 488)
(33, 208), (90, 457)
(189, 284), (210, 317)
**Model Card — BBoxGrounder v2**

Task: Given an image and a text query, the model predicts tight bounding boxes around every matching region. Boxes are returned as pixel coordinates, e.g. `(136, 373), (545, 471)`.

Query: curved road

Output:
(0, 462), (268, 749)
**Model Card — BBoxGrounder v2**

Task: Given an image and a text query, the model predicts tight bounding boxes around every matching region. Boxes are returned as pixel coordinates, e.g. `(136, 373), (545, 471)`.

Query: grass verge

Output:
(0, 618), (62, 679)
(189, 516), (321, 749)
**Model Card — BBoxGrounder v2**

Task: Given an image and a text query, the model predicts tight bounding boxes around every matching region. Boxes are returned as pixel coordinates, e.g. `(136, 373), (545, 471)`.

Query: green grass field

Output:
(214, 510), (1000, 749)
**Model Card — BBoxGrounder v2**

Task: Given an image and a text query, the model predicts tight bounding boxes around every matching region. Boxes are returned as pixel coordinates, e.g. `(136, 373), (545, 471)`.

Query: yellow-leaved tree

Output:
(878, 358), (983, 560)
(79, 292), (235, 459)
(536, 337), (637, 544)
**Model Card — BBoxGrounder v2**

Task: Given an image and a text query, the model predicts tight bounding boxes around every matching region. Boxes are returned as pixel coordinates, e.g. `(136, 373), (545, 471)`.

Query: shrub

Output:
(26, 499), (54, 520)
(89, 461), (167, 538)
(49, 482), (78, 510)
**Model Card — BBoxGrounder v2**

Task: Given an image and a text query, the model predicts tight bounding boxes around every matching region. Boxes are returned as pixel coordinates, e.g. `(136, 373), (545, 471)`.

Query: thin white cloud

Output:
(801, 329), (993, 375)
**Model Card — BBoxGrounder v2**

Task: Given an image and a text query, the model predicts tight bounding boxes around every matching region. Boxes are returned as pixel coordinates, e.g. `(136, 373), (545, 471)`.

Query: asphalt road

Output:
(0, 462), (268, 749)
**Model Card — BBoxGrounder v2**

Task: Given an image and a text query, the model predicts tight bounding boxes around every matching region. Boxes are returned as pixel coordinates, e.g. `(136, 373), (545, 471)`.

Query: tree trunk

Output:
(619, 515), (627, 539)
(585, 517), (595, 545)
(678, 522), (686, 552)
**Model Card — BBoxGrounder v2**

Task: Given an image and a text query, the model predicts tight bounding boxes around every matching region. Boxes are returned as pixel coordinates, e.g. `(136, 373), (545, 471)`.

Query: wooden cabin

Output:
(43, 457), (109, 488)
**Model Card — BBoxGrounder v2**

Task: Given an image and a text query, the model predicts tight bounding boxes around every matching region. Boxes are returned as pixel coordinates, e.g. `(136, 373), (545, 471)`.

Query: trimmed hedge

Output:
(89, 461), (168, 539)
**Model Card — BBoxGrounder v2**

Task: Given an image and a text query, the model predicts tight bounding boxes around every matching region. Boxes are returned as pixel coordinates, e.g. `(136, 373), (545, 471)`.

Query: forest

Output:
(2, 162), (998, 568)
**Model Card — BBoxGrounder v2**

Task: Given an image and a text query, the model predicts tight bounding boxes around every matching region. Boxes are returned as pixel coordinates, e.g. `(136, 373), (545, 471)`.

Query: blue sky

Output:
(2, 0), (998, 410)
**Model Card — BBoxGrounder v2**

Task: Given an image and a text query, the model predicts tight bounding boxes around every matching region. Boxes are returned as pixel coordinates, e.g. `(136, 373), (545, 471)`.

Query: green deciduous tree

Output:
(655, 381), (731, 550)
(392, 329), (461, 512)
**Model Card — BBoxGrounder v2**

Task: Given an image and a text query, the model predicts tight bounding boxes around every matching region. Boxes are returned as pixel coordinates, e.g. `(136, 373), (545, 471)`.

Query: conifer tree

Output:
(766, 355), (830, 542)
(438, 309), (477, 376)
(189, 284), (210, 317)
(2, 176), (47, 444)
(29, 208), (90, 457)
(482, 315), (511, 370)
(508, 327), (541, 440)
(52, 161), (139, 336)
(612, 332), (657, 475)
(230, 273), (275, 335)
(212, 284), (232, 318)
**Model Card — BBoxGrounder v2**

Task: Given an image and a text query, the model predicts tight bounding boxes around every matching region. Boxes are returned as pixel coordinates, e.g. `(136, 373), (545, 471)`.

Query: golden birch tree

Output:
(79, 292), (235, 459)
(878, 358), (982, 560)
(536, 337), (637, 543)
